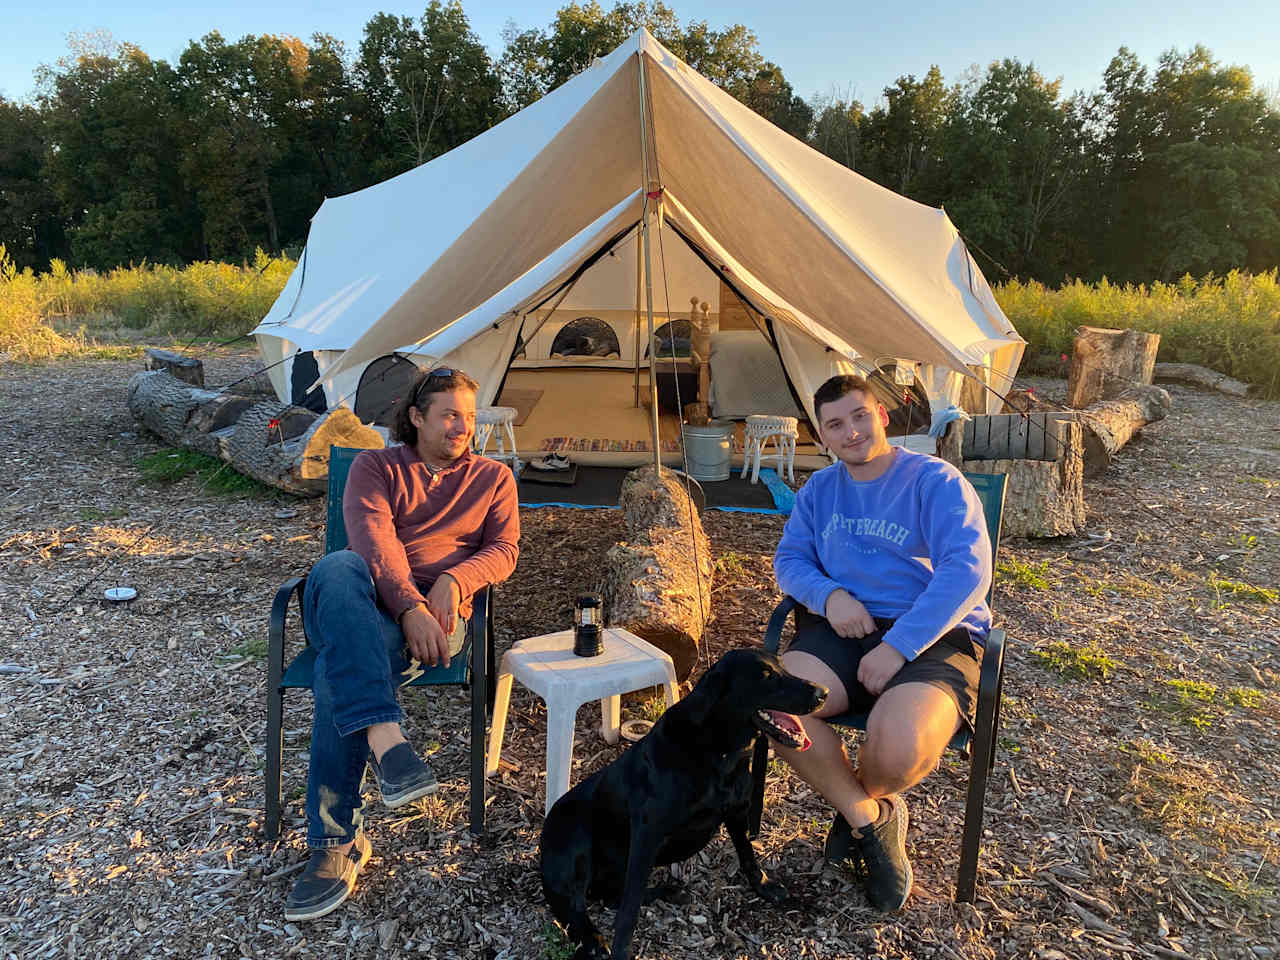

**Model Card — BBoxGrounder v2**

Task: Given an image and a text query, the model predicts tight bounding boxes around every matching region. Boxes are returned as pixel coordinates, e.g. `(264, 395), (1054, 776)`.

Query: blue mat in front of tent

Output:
(518, 465), (793, 515)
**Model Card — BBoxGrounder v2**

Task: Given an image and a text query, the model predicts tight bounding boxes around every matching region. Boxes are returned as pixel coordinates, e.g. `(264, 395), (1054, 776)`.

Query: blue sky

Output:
(5, 0), (1279, 106)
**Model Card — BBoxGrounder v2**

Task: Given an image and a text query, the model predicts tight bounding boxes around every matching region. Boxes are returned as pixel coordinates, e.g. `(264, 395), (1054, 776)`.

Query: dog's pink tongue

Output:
(766, 710), (813, 752)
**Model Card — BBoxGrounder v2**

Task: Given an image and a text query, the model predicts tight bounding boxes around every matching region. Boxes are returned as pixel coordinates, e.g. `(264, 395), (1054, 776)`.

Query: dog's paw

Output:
(753, 878), (788, 904)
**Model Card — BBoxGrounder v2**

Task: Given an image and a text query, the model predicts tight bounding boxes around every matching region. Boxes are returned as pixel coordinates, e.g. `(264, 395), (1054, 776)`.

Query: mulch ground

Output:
(1, 350), (1277, 960)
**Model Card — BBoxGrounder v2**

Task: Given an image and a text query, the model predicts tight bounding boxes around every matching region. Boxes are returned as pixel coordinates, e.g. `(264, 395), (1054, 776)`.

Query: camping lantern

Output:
(573, 593), (604, 657)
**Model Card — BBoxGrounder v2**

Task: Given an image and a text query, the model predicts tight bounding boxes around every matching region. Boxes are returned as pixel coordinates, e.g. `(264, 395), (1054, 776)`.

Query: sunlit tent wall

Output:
(252, 30), (1024, 465)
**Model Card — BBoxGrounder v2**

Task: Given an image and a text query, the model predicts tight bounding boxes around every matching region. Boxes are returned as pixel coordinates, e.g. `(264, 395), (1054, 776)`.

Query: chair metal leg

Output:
(956, 626), (1004, 901)
(265, 576), (304, 840)
(469, 591), (488, 836)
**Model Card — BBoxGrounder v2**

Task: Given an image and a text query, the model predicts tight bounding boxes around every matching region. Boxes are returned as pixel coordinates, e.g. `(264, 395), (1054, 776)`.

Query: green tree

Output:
(357, 2), (502, 177)
(174, 32), (316, 258)
(496, 1), (805, 138)
(0, 97), (65, 269)
(858, 67), (951, 199)
(809, 89), (866, 170)
(935, 60), (1088, 279)
(37, 37), (197, 268)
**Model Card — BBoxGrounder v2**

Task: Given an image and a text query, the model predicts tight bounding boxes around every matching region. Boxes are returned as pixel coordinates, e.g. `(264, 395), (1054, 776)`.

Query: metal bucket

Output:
(683, 421), (734, 482)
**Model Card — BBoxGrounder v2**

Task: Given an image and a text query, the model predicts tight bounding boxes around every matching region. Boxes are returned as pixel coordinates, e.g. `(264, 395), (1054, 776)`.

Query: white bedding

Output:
(708, 330), (804, 420)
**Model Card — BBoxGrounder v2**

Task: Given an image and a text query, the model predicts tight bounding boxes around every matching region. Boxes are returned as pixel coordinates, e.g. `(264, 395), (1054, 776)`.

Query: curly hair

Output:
(391, 367), (480, 446)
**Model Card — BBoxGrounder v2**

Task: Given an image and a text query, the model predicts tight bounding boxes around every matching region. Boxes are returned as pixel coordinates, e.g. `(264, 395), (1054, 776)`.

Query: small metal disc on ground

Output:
(104, 586), (137, 603)
(620, 719), (653, 742)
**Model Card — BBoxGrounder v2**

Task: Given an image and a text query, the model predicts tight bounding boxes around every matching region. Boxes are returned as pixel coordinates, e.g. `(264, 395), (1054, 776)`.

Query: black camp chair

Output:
(747, 471), (1007, 903)
(264, 446), (497, 840)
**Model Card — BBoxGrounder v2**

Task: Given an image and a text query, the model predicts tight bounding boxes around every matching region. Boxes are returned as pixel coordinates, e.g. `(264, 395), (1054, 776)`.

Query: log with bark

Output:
(1075, 384), (1171, 476)
(1067, 326), (1160, 407)
(128, 369), (383, 495)
(144, 348), (204, 387)
(603, 466), (713, 680)
(940, 414), (1086, 538)
(1153, 362), (1252, 397)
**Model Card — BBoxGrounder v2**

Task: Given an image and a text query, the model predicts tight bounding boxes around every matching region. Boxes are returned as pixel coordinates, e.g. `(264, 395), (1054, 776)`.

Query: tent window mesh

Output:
(354, 354), (421, 427)
(646, 319), (692, 358)
(549, 317), (620, 358)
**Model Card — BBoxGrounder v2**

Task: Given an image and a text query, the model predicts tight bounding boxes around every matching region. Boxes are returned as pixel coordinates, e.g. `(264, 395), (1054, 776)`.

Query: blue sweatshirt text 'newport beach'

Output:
(774, 449), (992, 661)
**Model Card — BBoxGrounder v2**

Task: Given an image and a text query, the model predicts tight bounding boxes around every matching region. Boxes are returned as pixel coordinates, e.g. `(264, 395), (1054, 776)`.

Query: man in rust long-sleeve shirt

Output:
(286, 367), (519, 922)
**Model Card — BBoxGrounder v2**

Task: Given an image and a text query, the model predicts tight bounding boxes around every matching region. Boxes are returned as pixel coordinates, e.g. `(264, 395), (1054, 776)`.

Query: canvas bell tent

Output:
(252, 29), (1023, 466)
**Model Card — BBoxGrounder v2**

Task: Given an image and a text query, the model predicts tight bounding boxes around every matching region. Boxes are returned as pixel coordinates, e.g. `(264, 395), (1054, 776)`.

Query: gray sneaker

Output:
(371, 742), (438, 809)
(284, 832), (372, 921)
(851, 796), (913, 912)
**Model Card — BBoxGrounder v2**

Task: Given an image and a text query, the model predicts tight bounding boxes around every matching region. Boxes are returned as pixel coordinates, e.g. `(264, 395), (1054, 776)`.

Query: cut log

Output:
(604, 466), (713, 680)
(128, 370), (221, 445)
(223, 364), (278, 397)
(962, 444), (1086, 538)
(1074, 384), (1171, 476)
(144, 348), (204, 388)
(940, 416), (1086, 538)
(1153, 362), (1251, 397)
(1067, 326), (1160, 407)
(127, 369), (383, 495)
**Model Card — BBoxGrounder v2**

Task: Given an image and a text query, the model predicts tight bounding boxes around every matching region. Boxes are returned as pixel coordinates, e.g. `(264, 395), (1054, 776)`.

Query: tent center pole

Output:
(637, 42), (662, 475)
(634, 223), (643, 407)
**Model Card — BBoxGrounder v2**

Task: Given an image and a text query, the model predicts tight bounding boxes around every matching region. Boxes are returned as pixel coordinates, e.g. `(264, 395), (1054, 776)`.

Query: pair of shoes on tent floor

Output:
(530, 453), (572, 471)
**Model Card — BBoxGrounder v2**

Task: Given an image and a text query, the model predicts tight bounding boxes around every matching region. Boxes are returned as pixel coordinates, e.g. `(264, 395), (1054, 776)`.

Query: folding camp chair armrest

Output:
(977, 627), (1005, 706)
(268, 576), (307, 686)
(265, 575), (305, 841)
(763, 595), (799, 654)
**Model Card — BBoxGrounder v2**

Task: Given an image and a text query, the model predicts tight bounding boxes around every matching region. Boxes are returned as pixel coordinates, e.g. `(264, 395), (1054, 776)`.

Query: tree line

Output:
(2, 0), (1277, 285)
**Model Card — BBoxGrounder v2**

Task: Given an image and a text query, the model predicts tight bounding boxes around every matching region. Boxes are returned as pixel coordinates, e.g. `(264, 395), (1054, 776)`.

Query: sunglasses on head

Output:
(411, 367), (456, 405)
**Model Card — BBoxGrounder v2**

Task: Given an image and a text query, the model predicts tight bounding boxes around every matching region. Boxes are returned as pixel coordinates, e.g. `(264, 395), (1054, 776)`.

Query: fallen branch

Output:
(1153, 362), (1251, 397)
(1043, 874), (1117, 917)
(1065, 900), (1128, 937)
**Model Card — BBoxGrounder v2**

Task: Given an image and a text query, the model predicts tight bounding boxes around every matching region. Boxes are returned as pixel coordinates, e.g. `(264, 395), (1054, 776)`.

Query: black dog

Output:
(539, 648), (827, 959)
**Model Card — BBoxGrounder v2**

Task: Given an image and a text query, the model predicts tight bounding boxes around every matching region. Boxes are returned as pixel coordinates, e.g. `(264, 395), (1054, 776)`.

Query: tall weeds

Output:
(1, 250), (1278, 398)
(997, 271), (1280, 397)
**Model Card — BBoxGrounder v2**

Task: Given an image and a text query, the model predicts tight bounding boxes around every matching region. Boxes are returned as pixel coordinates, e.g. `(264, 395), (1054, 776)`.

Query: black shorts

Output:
(787, 609), (982, 730)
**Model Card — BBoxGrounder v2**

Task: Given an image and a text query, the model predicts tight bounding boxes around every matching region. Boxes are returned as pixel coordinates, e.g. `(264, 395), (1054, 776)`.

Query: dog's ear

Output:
(681, 659), (730, 727)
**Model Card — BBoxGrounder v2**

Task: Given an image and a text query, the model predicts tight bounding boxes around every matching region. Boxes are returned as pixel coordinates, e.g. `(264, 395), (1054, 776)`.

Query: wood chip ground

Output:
(1, 350), (1277, 959)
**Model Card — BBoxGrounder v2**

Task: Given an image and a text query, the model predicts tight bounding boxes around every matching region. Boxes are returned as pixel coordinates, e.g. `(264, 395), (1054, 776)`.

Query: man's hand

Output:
(857, 642), (906, 696)
(424, 574), (461, 636)
(825, 588), (876, 638)
(400, 604), (450, 668)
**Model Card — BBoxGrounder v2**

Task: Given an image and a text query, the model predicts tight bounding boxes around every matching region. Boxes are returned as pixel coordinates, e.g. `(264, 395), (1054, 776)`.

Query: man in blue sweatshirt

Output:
(770, 374), (992, 912)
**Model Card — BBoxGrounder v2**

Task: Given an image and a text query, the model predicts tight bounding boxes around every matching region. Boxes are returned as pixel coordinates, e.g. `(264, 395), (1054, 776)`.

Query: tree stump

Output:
(603, 466), (713, 680)
(1067, 326), (1160, 408)
(127, 370), (383, 495)
(940, 414), (1086, 538)
(144, 348), (204, 388)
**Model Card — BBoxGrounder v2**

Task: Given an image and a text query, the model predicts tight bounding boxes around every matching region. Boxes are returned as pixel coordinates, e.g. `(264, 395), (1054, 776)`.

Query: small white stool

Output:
(485, 627), (680, 813)
(744, 415), (799, 484)
(474, 405), (519, 469)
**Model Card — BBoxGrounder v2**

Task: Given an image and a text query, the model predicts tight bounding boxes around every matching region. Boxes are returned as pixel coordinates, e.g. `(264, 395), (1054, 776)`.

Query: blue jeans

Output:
(303, 550), (420, 849)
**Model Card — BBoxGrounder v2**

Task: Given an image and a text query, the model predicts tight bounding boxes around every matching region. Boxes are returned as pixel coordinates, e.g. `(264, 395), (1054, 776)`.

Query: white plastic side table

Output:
(485, 627), (680, 813)
(474, 405), (519, 469)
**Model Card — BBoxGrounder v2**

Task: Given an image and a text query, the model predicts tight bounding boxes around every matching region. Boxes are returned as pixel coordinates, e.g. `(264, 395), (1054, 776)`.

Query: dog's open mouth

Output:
(754, 710), (812, 751)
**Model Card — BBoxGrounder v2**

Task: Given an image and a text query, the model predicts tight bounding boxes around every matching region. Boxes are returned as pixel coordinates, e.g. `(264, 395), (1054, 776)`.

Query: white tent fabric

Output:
(253, 29), (1022, 420)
